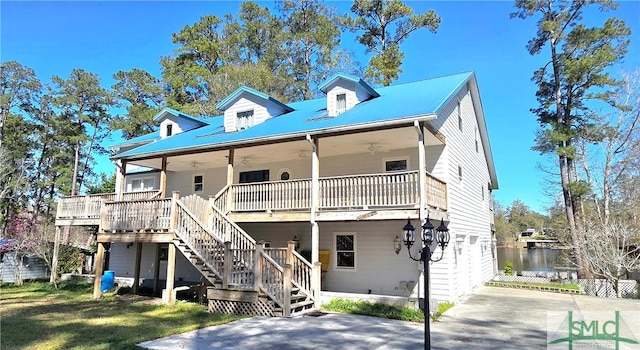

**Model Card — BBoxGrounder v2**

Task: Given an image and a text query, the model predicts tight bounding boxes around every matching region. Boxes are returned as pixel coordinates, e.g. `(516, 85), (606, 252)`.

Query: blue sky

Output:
(2, 1), (639, 213)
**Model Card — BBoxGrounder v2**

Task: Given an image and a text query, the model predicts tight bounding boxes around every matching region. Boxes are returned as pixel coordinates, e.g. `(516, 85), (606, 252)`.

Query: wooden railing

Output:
(319, 170), (420, 208)
(57, 190), (160, 219)
(258, 251), (285, 309)
(101, 198), (172, 232)
(174, 201), (225, 280)
(210, 205), (256, 251)
(291, 250), (313, 296)
(264, 248), (287, 267)
(57, 193), (115, 219)
(223, 170), (446, 212)
(228, 248), (255, 288)
(230, 179), (312, 212)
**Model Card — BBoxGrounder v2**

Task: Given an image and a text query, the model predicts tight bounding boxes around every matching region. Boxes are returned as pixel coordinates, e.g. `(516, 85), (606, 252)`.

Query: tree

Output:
(278, 0), (344, 100)
(493, 201), (517, 245)
(111, 69), (164, 140)
(512, 0), (630, 277)
(0, 61), (42, 148)
(52, 69), (115, 196)
(579, 221), (640, 298)
(345, 0), (440, 86)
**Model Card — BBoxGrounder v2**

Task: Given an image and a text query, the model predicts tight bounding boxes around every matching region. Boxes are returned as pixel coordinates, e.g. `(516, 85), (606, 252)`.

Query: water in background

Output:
(497, 247), (571, 272)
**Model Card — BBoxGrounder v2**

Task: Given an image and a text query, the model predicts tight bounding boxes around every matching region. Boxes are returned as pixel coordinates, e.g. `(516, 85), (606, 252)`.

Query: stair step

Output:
(290, 300), (314, 310)
(291, 294), (308, 302)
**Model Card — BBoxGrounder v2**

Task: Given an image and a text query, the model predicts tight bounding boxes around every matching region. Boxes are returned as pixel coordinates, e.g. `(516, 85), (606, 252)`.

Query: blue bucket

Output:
(100, 270), (115, 292)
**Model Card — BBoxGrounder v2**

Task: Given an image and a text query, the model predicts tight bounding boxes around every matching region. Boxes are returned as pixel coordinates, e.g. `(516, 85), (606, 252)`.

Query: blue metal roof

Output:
(216, 86), (294, 112)
(110, 130), (161, 149)
(114, 72), (474, 160)
(318, 74), (380, 97)
(152, 107), (209, 126)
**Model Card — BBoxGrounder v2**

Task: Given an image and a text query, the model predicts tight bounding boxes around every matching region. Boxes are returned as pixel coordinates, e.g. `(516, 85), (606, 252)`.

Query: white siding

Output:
(325, 80), (363, 117)
(166, 167), (227, 198)
(108, 243), (202, 283)
(241, 220), (423, 297)
(159, 114), (203, 138)
(125, 172), (160, 192)
(224, 94), (269, 132)
(428, 85), (494, 301)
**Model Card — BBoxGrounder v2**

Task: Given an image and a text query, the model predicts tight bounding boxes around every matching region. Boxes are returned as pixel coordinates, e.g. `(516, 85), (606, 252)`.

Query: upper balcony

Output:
(55, 170), (447, 228)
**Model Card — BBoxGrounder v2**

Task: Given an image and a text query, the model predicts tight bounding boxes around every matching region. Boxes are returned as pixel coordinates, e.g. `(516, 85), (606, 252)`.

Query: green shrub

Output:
(322, 298), (424, 322)
(58, 245), (84, 274)
(504, 261), (514, 276)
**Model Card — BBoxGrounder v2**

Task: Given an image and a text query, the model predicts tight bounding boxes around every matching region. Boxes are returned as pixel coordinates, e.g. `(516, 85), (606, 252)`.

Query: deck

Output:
(56, 170), (447, 227)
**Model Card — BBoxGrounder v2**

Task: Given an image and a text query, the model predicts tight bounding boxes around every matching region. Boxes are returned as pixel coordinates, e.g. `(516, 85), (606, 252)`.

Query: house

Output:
(0, 239), (50, 283)
(55, 71), (498, 316)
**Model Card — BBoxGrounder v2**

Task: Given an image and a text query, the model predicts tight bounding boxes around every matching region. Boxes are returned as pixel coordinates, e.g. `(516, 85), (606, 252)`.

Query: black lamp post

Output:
(402, 216), (450, 350)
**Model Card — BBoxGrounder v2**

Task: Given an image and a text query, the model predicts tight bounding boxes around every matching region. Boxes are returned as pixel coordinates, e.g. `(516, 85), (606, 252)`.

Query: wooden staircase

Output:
(174, 194), (316, 316)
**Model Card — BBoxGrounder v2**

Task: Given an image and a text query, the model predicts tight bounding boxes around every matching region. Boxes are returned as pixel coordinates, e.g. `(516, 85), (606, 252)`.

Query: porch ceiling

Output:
(127, 125), (443, 172)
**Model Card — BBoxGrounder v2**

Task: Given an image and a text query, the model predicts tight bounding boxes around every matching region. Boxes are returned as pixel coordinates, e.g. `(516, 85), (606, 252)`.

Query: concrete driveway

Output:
(139, 286), (640, 350)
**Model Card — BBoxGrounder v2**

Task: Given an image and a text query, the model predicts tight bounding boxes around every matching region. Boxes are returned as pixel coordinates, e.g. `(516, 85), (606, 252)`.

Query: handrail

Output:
(174, 201), (226, 280)
(210, 204), (256, 251)
(291, 250), (314, 299)
(258, 250), (285, 308)
(212, 184), (231, 214)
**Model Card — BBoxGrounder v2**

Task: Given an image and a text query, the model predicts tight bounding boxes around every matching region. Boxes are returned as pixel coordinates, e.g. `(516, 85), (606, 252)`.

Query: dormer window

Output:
(237, 110), (254, 130)
(336, 94), (346, 115)
(166, 124), (173, 137)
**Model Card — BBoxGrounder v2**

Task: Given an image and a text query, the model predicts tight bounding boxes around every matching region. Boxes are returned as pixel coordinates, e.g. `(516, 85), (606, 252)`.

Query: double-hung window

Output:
(129, 178), (154, 192)
(336, 94), (346, 114)
(335, 233), (356, 269)
(194, 175), (204, 192)
(237, 110), (254, 130)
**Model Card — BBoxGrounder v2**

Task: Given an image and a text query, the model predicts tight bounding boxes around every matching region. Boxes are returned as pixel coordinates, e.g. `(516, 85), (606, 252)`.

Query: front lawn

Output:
(0, 281), (244, 350)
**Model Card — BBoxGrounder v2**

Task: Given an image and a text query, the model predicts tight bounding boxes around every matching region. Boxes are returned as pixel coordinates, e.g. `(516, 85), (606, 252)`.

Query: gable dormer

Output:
(216, 86), (293, 133)
(319, 74), (380, 117)
(153, 108), (208, 139)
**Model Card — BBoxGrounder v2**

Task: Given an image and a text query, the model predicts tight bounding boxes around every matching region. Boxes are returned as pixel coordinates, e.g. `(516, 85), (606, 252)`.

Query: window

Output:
(335, 233), (356, 269)
(385, 159), (408, 172)
(336, 93), (346, 114)
(194, 175), (204, 192)
(239, 170), (269, 183)
(458, 165), (463, 180)
(237, 110), (254, 130)
(129, 178), (154, 192)
(481, 185), (485, 201)
(475, 127), (479, 153)
(166, 124), (173, 137)
(280, 171), (290, 180)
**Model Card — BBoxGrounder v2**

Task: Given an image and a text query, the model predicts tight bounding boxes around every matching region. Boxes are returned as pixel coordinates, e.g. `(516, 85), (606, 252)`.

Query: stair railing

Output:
(210, 204), (256, 251)
(173, 198), (226, 280)
(291, 250), (314, 300)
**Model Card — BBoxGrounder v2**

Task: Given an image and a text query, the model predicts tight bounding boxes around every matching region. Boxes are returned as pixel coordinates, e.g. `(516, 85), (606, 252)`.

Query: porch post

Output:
(93, 242), (105, 299)
(226, 149), (235, 186)
(414, 121), (427, 221)
(222, 241), (232, 289)
(160, 157), (168, 198)
(153, 244), (161, 295)
(254, 241), (265, 292)
(164, 243), (176, 304)
(133, 242), (143, 294)
(50, 226), (61, 283)
(118, 160), (127, 201)
(307, 135), (320, 266)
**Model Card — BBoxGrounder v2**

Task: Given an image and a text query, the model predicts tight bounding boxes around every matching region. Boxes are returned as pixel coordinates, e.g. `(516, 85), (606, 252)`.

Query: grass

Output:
(488, 280), (581, 290)
(0, 281), (244, 350)
(321, 298), (455, 322)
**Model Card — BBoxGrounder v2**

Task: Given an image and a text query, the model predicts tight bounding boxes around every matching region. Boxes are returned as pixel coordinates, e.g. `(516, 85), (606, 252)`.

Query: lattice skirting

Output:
(208, 298), (275, 317)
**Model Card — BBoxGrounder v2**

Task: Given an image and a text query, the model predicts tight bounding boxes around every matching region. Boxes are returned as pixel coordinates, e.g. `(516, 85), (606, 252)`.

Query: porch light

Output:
(400, 215), (450, 350)
(393, 235), (402, 255)
(292, 235), (300, 250)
